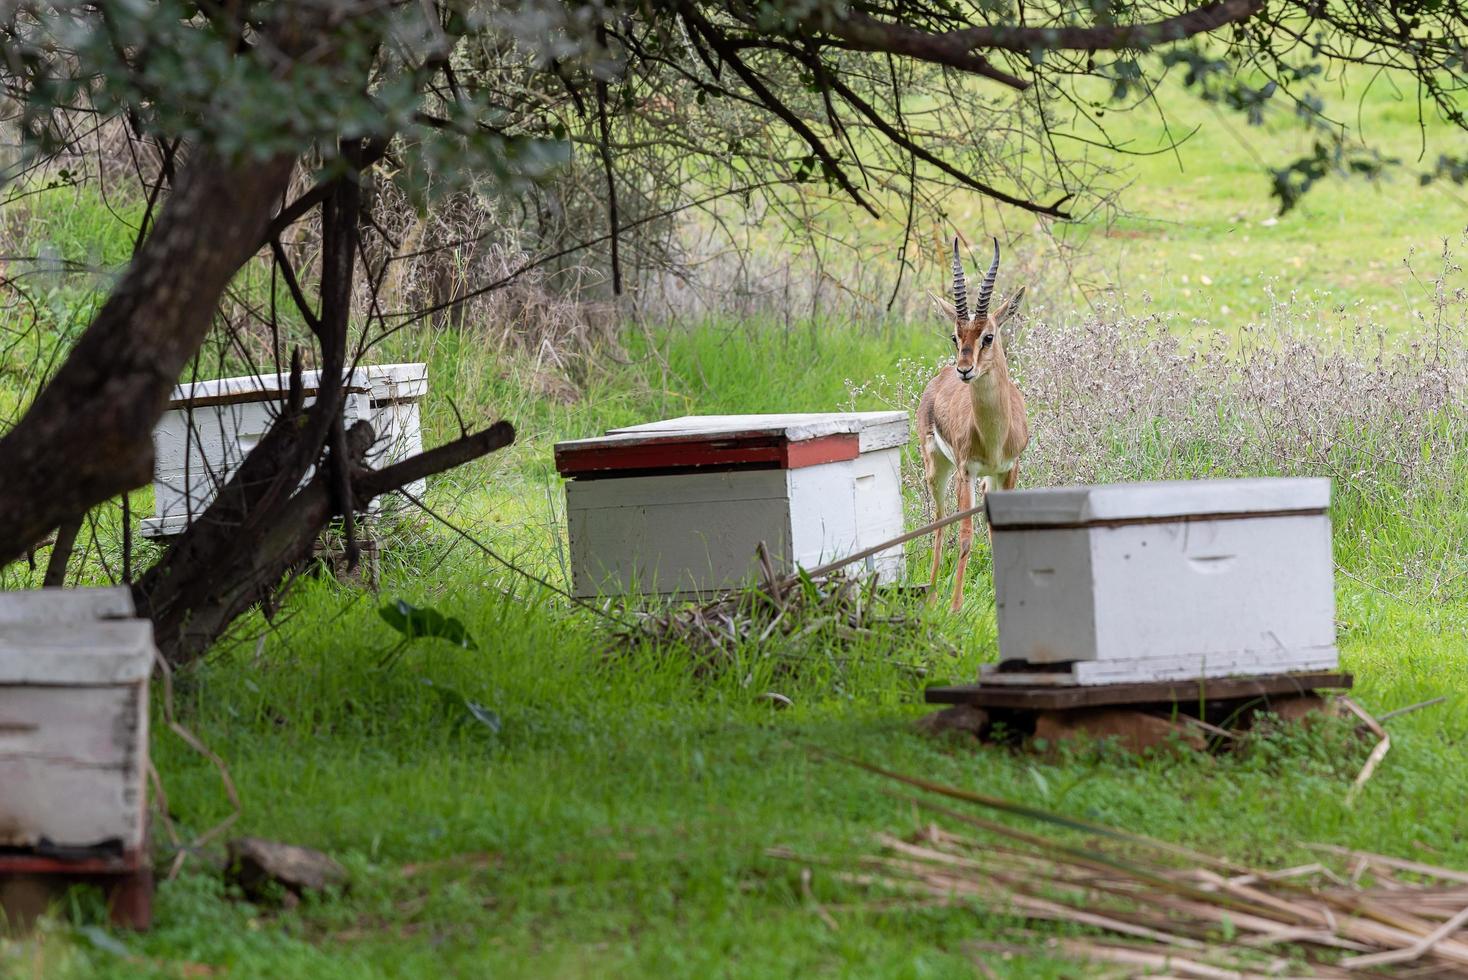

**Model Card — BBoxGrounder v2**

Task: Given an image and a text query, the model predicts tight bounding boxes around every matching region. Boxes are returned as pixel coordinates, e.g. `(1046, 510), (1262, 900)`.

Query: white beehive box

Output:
(555, 413), (909, 597)
(984, 477), (1337, 686)
(142, 363), (428, 538)
(0, 588), (153, 852)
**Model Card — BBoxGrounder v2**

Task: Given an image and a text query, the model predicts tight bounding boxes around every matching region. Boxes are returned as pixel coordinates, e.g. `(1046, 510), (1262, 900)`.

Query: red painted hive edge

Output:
(556, 432), (859, 476)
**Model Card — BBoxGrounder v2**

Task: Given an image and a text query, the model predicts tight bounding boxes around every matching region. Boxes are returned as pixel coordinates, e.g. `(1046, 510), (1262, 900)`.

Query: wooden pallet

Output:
(0, 847), (152, 930)
(927, 671), (1353, 710)
(920, 672), (1354, 753)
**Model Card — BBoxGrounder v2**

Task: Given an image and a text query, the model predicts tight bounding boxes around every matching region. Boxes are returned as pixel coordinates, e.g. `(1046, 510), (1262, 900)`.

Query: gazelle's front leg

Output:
(923, 444), (954, 603)
(949, 475), (975, 612)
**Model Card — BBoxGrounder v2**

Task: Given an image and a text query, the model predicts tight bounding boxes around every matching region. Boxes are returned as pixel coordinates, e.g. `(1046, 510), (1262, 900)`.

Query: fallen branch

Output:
(784, 501), (987, 586)
(1376, 696), (1447, 723)
(1340, 697), (1390, 806)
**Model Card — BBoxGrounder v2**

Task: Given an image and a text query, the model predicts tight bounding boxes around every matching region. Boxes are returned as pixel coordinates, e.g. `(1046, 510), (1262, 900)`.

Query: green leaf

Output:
(465, 700), (502, 734)
(421, 680), (501, 736)
(379, 599), (477, 649)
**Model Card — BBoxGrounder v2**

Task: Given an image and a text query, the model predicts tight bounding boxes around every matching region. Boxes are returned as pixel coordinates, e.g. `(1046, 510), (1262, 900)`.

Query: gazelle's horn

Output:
(975, 237), (1000, 321)
(951, 237), (969, 321)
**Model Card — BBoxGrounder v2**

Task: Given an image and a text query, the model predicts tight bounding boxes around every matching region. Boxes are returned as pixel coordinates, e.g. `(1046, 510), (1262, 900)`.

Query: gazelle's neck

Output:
(969, 353), (1013, 411)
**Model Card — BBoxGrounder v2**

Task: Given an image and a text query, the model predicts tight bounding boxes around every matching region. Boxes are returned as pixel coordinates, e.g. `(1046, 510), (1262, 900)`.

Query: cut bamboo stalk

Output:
(1306, 844), (1468, 885)
(1342, 902), (1468, 970)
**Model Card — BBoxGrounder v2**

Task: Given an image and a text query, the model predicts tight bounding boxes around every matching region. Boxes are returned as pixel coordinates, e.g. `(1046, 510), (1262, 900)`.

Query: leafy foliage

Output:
(379, 598), (478, 650)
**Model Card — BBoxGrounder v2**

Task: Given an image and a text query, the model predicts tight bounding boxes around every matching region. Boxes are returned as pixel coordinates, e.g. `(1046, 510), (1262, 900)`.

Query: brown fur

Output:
(918, 287), (1029, 611)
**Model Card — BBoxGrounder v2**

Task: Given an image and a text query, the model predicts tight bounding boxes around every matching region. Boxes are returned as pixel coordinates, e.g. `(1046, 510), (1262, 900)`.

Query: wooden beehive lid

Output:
(0, 588), (154, 685)
(986, 477), (1330, 529)
(554, 412), (908, 478)
(168, 365), (426, 410)
(168, 369), (371, 409)
(362, 363), (428, 404)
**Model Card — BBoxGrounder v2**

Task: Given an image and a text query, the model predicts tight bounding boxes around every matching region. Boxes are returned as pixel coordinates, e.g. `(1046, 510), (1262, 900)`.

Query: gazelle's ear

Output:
(926, 288), (958, 321)
(992, 285), (1026, 326)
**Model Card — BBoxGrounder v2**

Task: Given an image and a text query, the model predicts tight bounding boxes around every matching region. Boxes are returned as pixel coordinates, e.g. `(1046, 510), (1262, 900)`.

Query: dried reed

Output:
(773, 761), (1468, 976)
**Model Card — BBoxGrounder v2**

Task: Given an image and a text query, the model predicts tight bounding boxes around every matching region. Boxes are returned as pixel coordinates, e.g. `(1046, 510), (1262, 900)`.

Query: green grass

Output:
(3, 73), (1468, 979)
(727, 66), (1468, 332)
(5, 318), (1464, 978)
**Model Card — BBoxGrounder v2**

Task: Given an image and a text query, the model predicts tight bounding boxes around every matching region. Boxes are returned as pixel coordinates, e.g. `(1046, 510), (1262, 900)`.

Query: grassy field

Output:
(731, 68), (1468, 332)
(3, 71), (1468, 979)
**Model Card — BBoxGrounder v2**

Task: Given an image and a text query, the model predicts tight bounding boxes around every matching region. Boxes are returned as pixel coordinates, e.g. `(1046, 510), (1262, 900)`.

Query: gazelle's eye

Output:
(951, 334), (958, 346)
(982, 333), (994, 348)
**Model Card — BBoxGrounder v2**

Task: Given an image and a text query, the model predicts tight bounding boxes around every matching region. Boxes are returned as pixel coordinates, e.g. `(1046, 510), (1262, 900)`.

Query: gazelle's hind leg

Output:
(949, 475), (982, 612)
(923, 441), (955, 601)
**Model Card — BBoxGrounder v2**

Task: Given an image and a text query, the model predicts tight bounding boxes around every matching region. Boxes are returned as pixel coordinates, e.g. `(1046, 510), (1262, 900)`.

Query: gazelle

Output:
(918, 237), (1029, 611)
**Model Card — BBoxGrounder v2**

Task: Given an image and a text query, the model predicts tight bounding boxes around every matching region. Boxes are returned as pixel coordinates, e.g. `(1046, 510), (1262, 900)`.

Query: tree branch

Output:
(259, 135), (389, 246)
(792, 46), (1072, 216)
(355, 421), (516, 502)
(813, 0), (1265, 71)
(682, 5), (881, 218)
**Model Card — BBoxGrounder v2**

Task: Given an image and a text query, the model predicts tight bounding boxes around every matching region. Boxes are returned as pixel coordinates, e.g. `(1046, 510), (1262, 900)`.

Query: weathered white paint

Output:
(563, 414), (910, 598)
(985, 477), (1330, 526)
(985, 478), (1337, 686)
(0, 589), (153, 851)
(0, 621), (155, 685)
(568, 469), (792, 596)
(979, 646), (1341, 686)
(0, 586), (135, 623)
(604, 411), (909, 453)
(362, 364), (429, 511)
(142, 363), (428, 537)
(787, 448), (904, 579)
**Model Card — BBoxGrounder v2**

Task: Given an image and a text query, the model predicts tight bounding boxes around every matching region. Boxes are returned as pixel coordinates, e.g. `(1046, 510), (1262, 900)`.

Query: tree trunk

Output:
(135, 418), (516, 667)
(134, 164), (364, 663)
(0, 151), (296, 566)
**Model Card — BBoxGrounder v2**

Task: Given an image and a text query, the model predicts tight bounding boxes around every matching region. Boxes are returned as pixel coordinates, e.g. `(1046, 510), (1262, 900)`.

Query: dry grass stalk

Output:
(610, 542), (948, 678)
(772, 766), (1468, 976)
(1339, 698), (1391, 807)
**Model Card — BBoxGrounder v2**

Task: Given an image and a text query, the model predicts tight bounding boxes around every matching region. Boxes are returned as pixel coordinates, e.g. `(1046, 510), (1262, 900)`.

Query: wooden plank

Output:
(555, 432), (858, 478)
(924, 672), (1353, 710)
(0, 587), (135, 623)
(605, 412), (908, 452)
(0, 621), (155, 685)
(977, 646), (1340, 686)
(0, 850), (144, 875)
(991, 507), (1326, 532)
(0, 683), (148, 850)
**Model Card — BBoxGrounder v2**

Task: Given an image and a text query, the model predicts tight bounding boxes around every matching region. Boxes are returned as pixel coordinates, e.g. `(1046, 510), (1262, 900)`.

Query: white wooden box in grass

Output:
(141, 363), (428, 538)
(0, 588), (153, 852)
(555, 413), (909, 598)
(983, 477), (1337, 686)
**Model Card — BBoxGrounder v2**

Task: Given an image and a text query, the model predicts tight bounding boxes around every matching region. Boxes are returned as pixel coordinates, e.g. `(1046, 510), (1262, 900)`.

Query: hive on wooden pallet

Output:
(983, 477), (1337, 686)
(923, 672), (1353, 753)
(140, 362), (428, 539)
(0, 587), (155, 930)
(554, 413), (909, 598)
